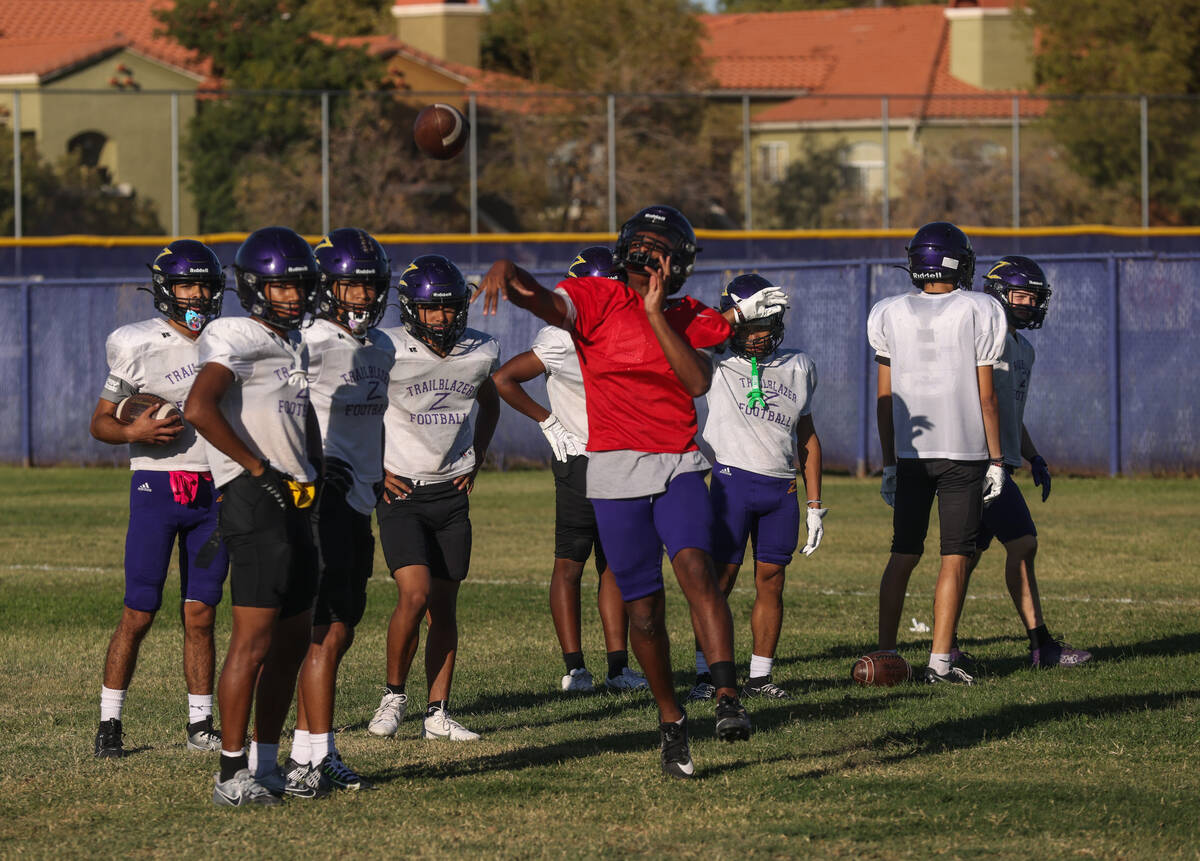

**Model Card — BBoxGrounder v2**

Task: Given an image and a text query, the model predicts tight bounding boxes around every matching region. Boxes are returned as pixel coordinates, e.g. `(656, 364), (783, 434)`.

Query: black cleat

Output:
(659, 716), (695, 780)
(741, 676), (790, 700)
(94, 718), (125, 758)
(714, 695), (752, 742)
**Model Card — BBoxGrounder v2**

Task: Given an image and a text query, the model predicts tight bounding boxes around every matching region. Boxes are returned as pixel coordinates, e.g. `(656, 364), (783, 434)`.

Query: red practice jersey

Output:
(558, 276), (731, 454)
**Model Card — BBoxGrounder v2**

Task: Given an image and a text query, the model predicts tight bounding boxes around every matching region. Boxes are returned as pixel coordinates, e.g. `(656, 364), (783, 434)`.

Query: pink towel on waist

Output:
(169, 471), (211, 505)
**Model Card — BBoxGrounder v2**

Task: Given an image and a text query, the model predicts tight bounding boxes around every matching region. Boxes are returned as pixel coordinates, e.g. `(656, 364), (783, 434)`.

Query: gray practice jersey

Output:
(379, 326), (500, 482)
(530, 325), (589, 444)
(868, 289), (1007, 460)
(702, 349), (817, 479)
(99, 317), (208, 472)
(993, 330), (1035, 468)
(196, 317), (316, 488)
(305, 319), (397, 514)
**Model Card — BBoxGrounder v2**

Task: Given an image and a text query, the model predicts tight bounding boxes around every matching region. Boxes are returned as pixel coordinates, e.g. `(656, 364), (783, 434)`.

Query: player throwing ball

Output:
(186, 226), (323, 806)
(478, 205), (760, 780)
(492, 247), (647, 694)
(368, 254), (500, 743)
(868, 222), (1007, 685)
(955, 256), (1092, 669)
(90, 239), (229, 757)
(690, 273), (824, 702)
(283, 228), (396, 792)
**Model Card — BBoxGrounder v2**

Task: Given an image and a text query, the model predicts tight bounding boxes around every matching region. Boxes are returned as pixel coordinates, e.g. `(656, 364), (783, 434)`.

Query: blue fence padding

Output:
(2, 247), (1198, 473)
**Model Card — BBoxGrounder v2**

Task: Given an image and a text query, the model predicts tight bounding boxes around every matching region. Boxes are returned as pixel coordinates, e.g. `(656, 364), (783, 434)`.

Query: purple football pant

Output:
(710, 462), (800, 567)
(590, 470), (713, 602)
(124, 470), (228, 613)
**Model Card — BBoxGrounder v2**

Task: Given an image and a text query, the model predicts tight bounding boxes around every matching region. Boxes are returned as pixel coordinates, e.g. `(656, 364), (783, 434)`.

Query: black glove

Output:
(1030, 455), (1051, 502)
(254, 460), (290, 510)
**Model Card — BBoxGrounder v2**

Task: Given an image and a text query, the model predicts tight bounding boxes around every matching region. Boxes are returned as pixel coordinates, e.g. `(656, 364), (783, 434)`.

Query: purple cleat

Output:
(1031, 638), (1092, 668)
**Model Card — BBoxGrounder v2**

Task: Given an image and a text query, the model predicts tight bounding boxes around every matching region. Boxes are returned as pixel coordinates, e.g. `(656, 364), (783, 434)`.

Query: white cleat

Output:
(604, 667), (650, 691)
(560, 667), (595, 692)
(421, 707), (480, 741)
(368, 690), (409, 738)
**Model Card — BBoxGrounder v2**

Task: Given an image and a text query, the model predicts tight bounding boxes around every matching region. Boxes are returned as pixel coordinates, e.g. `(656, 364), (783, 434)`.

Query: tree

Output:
(758, 137), (874, 229)
(154, 0), (387, 231)
(479, 0), (741, 230)
(0, 135), (163, 235)
(716, 0), (928, 11)
(1028, 0), (1200, 223)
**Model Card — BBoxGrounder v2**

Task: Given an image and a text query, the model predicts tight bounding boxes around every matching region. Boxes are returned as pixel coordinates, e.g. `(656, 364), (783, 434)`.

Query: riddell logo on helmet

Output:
(188, 267), (210, 274)
(644, 213), (666, 222)
(286, 265), (308, 273)
(354, 268), (375, 275)
(911, 271), (942, 280)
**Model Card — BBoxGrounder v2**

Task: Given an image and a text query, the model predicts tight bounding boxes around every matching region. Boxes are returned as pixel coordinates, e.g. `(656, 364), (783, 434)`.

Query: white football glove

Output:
(801, 506), (828, 557)
(880, 465), (897, 507)
(983, 462), (1007, 505)
(733, 288), (789, 322)
(538, 415), (584, 462)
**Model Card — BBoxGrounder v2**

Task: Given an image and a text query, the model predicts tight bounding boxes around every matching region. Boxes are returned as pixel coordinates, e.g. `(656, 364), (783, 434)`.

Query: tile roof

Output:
(701, 2), (1043, 124)
(0, 0), (210, 80)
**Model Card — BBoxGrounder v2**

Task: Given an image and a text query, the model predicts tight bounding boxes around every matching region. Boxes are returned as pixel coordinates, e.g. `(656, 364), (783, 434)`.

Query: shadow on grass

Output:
(790, 687), (1200, 781)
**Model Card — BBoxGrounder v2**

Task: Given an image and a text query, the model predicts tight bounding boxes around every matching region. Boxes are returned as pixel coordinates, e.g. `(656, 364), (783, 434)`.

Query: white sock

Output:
(695, 651), (709, 676)
(187, 694), (213, 725)
(310, 732), (333, 766)
(100, 686), (126, 722)
(291, 730), (311, 765)
(249, 741), (279, 778)
(929, 652), (952, 675)
(749, 654), (774, 679)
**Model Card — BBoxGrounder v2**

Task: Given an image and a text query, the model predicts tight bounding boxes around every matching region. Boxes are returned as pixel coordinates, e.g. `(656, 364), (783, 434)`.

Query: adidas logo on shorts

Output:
(718, 467), (732, 476)
(137, 482), (153, 492)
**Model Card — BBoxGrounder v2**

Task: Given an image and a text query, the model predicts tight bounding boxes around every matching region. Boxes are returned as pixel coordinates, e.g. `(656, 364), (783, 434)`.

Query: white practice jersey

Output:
(530, 325), (589, 444)
(993, 330), (1035, 467)
(305, 319), (397, 514)
(702, 349), (817, 479)
(380, 326), (500, 482)
(99, 318), (208, 472)
(868, 289), (1007, 460)
(196, 317), (316, 488)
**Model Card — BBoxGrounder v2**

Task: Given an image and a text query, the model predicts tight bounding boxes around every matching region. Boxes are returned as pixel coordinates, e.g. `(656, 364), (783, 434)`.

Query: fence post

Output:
(1107, 256), (1121, 476)
(11, 90), (21, 277)
(857, 263), (872, 478)
(19, 281), (31, 467)
(320, 92), (330, 236)
(1140, 95), (1149, 230)
(606, 94), (616, 233)
(170, 92), (180, 237)
(1011, 95), (1021, 230)
(742, 95), (752, 230)
(469, 93), (479, 237)
(880, 97), (889, 230)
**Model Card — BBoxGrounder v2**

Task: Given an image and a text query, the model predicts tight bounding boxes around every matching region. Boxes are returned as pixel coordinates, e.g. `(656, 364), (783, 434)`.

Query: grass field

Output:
(1, 467), (1197, 858)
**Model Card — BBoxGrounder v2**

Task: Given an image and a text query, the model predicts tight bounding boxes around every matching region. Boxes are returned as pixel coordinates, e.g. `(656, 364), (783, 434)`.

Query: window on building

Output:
(757, 141), (788, 185)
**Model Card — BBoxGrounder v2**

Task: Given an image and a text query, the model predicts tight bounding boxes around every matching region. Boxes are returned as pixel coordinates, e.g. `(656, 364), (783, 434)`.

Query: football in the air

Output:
(851, 651), (912, 687)
(413, 103), (469, 160)
(114, 393), (181, 425)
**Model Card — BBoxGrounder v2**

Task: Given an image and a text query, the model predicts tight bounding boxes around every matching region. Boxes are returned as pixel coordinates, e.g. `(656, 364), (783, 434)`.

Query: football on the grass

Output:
(851, 651), (912, 687)
(114, 393), (181, 425)
(413, 103), (469, 160)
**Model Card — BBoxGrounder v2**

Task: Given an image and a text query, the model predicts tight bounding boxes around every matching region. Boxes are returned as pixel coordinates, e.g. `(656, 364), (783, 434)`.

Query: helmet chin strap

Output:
(746, 356), (766, 410)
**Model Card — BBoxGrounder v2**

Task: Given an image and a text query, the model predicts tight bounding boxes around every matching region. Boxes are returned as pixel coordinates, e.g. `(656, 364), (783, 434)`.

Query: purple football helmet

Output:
(614, 205), (700, 294)
(983, 255), (1052, 330)
(567, 246), (621, 280)
(719, 273), (786, 359)
(906, 221), (975, 290)
(233, 226), (319, 330)
(313, 227), (391, 335)
(146, 239), (225, 333)
(397, 254), (471, 352)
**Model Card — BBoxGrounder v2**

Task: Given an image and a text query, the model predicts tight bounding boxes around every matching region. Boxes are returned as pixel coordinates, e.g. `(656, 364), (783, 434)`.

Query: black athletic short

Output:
(551, 454), (607, 572)
(891, 457), (986, 557)
(376, 478), (471, 581)
(976, 467), (1037, 550)
(310, 482), (374, 628)
(218, 472), (318, 619)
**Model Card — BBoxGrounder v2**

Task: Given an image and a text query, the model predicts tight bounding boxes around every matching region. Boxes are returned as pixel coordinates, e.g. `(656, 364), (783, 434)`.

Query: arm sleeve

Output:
(557, 277), (616, 340)
(99, 331), (141, 403)
(679, 300), (732, 349)
(975, 298), (1007, 366)
(866, 301), (890, 360)
(798, 355), (817, 417)
(531, 326), (571, 376)
(197, 325), (254, 381)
